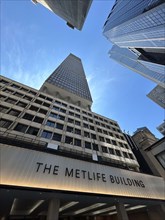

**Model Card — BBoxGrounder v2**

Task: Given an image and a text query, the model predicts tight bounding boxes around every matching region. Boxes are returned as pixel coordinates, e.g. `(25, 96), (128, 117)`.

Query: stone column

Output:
(116, 202), (129, 220)
(47, 198), (60, 220)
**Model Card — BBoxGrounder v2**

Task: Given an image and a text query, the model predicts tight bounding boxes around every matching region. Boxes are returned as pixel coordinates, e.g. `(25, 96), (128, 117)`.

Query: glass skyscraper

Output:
(103, 0), (165, 87)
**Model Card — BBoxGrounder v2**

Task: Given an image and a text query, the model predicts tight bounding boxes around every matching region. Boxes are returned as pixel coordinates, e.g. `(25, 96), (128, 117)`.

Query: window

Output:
(8, 109), (21, 117)
(124, 144), (129, 149)
(58, 115), (65, 121)
(55, 100), (61, 105)
(123, 152), (128, 158)
(112, 140), (117, 146)
(17, 101), (27, 108)
(109, 148), (115, 155)
(35, 99), (42, 105)
(74, 138), (81, 147)
(99, 136), (104, 142)
(68, 118), (74, 123)
(43, 102), (50, 107)
(23, 113), (34, 120)
(4, 89), (13, 94)
(85, 141), (91, 149)
(33, 116), (43, 124)
(29, 91), (37, 95)
(75, 114), (80, 118)
(24, 95), (32, 101)
(46, 120), (55, 127)
(90, 125), (94, 131)
(6, 98), (16, 104)
(83, 123), (88, 128)
(39, 108), (47, 114)
(11, 84), (20, 89)
(75, 120), (80, 126)
(46, 97), (53, 102)
(103, 130), (108, 135)
(69, 111), (74, 116)
(119, 142), (125, 148)
(39, 94), (46, 99)
(56, 123), (63, 130)
(101, 123), (105, 128)
(84, 131), (90, 138)
(65, 136), (73, 144)
(41, 130), (52, 139)
(52, 133), (62, 142)
(109, 132), (113, 137)
(53, 106), (60, 111)
(106, 138), (111, 144)
(0, 119), (12, 128)
(94, 115), (98, 119)
(69, 106), (74, 110)
(101, 146), (108, 153)
(27, 126), (39, 136)
(29, 105), (39, 112)
(115, 150), (121, 157)
(60, 108), (66, 113)
(83, 116), (87, 121)
(67, 126), (73, 133)
(0, 79), (9, 84)
(75, 108), (80, 112)
(97, 128), (102, 133)
(129, 153), (134, 160)
(14, 123), (28, 133)
(91, 134), (96, 140)
(75, 128), (81, 135)
(14, 92), (23, 98)
(20, 87), (28, 92)
(93, 144), (99, 151)
(96, 121), (100, 125)
(0, 105), (8, 113)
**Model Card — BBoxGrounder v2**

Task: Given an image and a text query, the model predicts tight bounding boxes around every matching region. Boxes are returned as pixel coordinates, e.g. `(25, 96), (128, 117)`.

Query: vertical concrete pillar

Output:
(116, 203), (129, 220)
(47, 198), (60, 220)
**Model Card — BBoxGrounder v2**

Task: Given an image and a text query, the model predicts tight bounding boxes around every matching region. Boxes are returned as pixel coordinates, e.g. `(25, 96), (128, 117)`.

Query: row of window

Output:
(0, 104), (126, 147)
(0, 95), (121, 134)
(1, 79), (119, 127)
(0, 115), (129, 150)
(0, 79), (119, 126)
(6, 120), (132, 159)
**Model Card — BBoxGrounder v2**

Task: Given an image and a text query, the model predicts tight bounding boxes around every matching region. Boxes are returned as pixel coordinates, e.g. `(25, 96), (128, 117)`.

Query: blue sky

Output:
(1, 0), (163, 138)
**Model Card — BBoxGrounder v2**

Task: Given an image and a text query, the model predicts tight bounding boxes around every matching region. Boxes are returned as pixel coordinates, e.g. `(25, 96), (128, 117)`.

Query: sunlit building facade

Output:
(0, 55), (164, 219)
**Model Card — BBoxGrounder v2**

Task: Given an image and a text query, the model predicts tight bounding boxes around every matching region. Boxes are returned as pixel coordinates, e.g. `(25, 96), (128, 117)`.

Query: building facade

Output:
(103, 0), (165, 87)
(0, 74), (138, 171)
(32, 0), (92, 30)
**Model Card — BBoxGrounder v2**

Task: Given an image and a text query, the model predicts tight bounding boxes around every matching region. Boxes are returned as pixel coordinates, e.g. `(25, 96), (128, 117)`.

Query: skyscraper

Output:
(103, 0), (165, 87)
(32, 0), (92, 30)
(40, 54), (93, 110)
